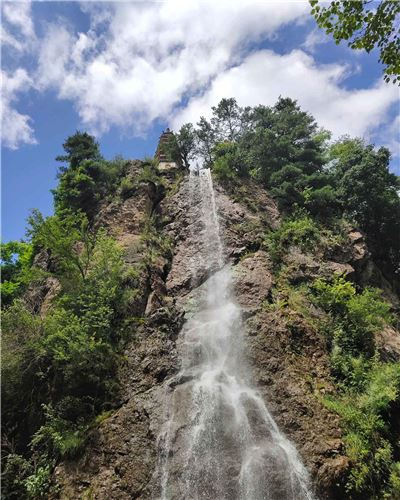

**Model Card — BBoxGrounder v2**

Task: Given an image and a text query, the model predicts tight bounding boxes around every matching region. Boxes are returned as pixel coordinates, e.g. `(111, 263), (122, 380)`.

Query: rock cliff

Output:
(52, 162), (399, 499)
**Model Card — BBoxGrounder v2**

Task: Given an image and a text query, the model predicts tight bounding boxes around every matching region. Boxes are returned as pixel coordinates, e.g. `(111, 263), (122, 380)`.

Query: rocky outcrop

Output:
(53, 168), (395, 499)
(230, 248), (349, 498)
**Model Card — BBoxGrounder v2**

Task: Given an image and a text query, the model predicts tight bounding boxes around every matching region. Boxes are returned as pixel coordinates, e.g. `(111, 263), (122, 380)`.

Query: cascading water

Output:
(156, 169), (314, 500)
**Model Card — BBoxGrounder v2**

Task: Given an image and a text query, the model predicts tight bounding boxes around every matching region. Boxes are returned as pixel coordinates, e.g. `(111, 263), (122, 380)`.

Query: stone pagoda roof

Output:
(155, 128), (174, 162)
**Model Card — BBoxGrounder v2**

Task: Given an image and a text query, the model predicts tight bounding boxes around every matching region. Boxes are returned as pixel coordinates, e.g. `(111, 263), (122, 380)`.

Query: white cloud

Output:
(3, 1), (34, 38)
(1, 26), (23, 51)
(1, 1), (35, 52)
(33, 0), (308, 135)
(379, 115), (400, 164)
(301, 28), (330, 54)
(0, 0), (398, 155)
(1, 69), (37, 149)
(171, 50), (399, 144)
(36, 24), (75, 89)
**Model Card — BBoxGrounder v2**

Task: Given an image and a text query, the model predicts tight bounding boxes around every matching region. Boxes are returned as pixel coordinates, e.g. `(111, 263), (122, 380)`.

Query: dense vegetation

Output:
(2, 95), (399, 499)
(1, 134), (166, 498)
(261, 214), (400, 498)
(174, 97), (400, 291)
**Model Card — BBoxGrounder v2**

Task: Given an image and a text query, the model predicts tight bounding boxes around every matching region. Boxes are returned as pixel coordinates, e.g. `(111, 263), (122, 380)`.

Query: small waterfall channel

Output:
(156, 169), (314, 500)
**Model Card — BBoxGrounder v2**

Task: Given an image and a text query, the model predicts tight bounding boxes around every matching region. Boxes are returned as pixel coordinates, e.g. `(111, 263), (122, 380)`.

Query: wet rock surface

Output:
(53, 170), (384, 499)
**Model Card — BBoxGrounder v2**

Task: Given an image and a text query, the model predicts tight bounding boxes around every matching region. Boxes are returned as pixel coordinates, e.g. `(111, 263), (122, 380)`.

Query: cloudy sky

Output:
(2, 0), (399, 241)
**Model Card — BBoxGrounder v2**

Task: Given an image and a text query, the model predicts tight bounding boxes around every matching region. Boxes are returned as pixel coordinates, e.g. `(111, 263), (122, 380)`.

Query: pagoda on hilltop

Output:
(155, 128), (179, 170)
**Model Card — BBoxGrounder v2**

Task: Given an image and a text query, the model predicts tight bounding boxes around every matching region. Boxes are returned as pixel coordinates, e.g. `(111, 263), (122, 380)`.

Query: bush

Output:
(211, 141), (248, 182)
(2, 454), (33, 500)
(313, 276), (391, 357)
(303, 185), (340, 219)
(31, 404), (87, 460)
(324, 362), (400, 497)
(264, 215), (321, 263)
(213, 154), (237, 182)
(2, 301), (45, 449)
(0, 241), (43, 306)
(119, 177), (135, 199)
(2, 219), (132, 491)
(53, 131), (126, 218)
(138, 160), (162, 185)
(311, 273), (398, 497)
(25, 464), (52, 499)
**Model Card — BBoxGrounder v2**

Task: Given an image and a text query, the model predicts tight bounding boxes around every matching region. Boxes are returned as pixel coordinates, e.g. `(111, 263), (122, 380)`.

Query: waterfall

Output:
(157, 169), (315, 500)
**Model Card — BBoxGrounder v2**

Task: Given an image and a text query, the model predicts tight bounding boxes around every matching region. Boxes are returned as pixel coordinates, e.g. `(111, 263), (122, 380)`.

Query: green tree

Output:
(1, 241), (37, 305)
(329, 138), (400, 286)
(175, 123), (197, 169)
(56, 131), (101, 170)
(211, 98), (244, 142)
(212, 142), (247, 181)
(54, 133), (126, 217)
(27, 210), (96, 284)
(195, 116), (217, 166)
(2, 228), (126, 472)
(242, 98), (325, 183)
(53, 157), (125, 218)
(310, 0), (400, 83)
(163, 124), (196, 169)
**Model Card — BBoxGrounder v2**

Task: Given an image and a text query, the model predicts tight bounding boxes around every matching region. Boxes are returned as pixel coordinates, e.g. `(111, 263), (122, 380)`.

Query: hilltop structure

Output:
(155, 128), (178, 170)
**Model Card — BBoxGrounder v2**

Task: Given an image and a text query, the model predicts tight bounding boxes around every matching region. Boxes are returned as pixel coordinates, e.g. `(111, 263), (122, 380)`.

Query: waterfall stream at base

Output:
(156, 169), (315, 500)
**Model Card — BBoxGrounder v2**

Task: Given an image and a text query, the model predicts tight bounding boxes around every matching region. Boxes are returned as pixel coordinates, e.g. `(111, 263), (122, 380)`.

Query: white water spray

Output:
(157, 169), (314, 500)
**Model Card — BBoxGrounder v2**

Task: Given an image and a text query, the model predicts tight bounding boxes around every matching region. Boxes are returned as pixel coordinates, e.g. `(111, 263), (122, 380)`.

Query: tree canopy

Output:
(173, 96), (399, 288)
(310, 0), (400, 83)
(56, 131), (101, 170)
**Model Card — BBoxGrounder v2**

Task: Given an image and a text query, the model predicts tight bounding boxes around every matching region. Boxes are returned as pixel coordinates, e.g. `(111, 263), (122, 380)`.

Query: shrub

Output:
(303, 185), (340, 219)
(213, 154), (237, 182)
(2, 454), (33, 500)
(119, 177), (135, 199)
(324, 362), (400, 497)
(312, 273), (398, 497)
(53, 131), (126, 218)
(264, 215), (321, 263)
(31, 404), (87, 460)
(138, 160), (162, 185)
(212, 141), (248, 182)
(2, 223), (129, 484)
(25, 464), (52, 499)
(0, 241), (43, 306)
(313, 276), (391, 357)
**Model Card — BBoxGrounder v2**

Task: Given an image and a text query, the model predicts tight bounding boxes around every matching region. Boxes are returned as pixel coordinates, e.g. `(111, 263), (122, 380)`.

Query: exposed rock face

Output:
(54, 168), (385, 499)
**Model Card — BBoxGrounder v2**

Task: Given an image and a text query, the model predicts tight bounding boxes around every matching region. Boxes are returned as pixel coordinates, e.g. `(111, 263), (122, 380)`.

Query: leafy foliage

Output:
(168, 123), (197, 169)
(329, 137), (400, 286)
(264, 215), (322, 263)
(313, 275), (391, 359)
(2, 211), (135, 498)
(310, 0), (400, 83)
(54, 132), (126, 218)
(1, 241), (38, 305)
(56, 131), (101, 170)
(212, 142), (246, 182)
(27, 210), (96, 282)
(324, 362), (400, 497)
(308, 274), (398, 497)
(264, 223), (398, 499)
(180, 97), (399, 288)
(184, 97), (338, 218)
(210, 98), (245, 142)
(2, 454), (33, 500)
(1, 128), (172, 499)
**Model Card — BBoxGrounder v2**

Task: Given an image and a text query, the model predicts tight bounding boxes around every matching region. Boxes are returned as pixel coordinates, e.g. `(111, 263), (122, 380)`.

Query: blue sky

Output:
(2, 1), (399, 242)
